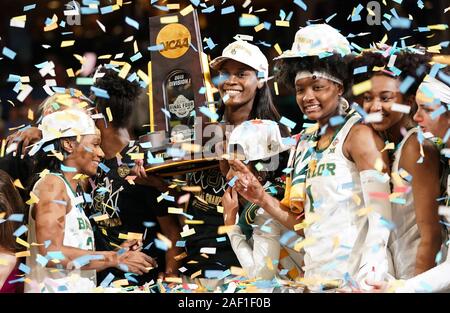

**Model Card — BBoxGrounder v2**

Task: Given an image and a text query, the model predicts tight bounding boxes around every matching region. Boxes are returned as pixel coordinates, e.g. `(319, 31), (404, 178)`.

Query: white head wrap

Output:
(419, 76), (450, 104)
(295, 71), (343, 85)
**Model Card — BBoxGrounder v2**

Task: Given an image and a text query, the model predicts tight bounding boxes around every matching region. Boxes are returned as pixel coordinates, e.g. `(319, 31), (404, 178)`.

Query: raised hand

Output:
(6, 127), (42, 157)
(222, 187), (239, 225)
(227, 159), (266, 205)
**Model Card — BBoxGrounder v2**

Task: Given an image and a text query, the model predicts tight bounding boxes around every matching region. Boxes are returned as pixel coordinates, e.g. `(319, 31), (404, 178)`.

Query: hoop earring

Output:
(338, 96), (349, 114)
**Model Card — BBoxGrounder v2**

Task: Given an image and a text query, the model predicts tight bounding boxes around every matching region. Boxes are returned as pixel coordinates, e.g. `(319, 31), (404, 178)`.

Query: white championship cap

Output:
(227, 120), (290, 161)
(210, 40), (269, 80)
(274, 24), (352, 60)
(29, 109), (97, 156)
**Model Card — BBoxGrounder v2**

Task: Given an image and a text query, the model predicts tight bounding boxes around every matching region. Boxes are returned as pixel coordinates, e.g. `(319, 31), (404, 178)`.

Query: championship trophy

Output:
(144, 10), (220, 176)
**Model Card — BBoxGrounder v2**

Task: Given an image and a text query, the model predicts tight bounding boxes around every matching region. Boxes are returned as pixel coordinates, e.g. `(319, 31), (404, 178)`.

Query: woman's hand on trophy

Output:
(132, 159), (168, 192)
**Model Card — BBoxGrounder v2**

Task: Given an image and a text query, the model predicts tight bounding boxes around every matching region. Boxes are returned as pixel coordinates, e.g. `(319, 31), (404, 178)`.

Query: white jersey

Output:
(301, 113), (368, 284)
(25, 174), (97, 293)
(397, 174), (450, 292)
(227, 207), (303, 281)
(389, 128), (420, 279)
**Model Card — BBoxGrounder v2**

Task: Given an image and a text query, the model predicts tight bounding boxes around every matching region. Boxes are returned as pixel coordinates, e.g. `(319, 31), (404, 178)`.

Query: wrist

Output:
(255, 191), (268, 207)
(106, 251), (119, 268)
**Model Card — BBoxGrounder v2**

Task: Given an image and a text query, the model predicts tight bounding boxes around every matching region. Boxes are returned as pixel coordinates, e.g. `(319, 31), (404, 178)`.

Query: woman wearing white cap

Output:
(351, 47), (444, 281)
(25, 108), (156, 293)
(228, 24), (392, 291)
(180, 40), (289, 281)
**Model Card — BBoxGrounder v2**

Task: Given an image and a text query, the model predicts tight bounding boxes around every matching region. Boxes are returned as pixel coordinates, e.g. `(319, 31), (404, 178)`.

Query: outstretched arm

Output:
(34, 175), (155, 274)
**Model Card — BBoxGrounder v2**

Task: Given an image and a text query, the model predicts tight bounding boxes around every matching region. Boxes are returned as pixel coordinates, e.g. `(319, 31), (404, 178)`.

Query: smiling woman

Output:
(25, 108), (157, 293)
(229, 24), (393, 291)
(351, 47), (444, 280)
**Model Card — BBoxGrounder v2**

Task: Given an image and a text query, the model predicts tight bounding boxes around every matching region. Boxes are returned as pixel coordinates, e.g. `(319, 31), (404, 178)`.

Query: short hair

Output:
(93, 68), (141, 128)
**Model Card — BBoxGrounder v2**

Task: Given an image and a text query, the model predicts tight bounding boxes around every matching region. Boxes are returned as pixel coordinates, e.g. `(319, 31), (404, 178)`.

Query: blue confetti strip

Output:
(176, 240), (186, 247)
(147, 43), (164, 51)
(228, 175), (238, 187)
(390, 17), (412, 29)
(429, 63), (446, 78)
(36, 254), (49, 267)
(8, 214), (24, 222)
(81, 7), (98, 14)
(329, 115), (345, 126)
(154, 238), (169, 251)
(13, 225), (28, 237)
(353, 66), (367, 75)
(90, 86), (109, 99)
(293, 0), (308, 11)
(382, 20), (392, 31)
(23, 4), (37, 12)
(279, 116), (297, 129)
(239, 15), (259, 27)
(221, 6), (235, 15)
(47, 251), (65, 260)
(61, 164), (77, 172)
(399, 76), (415, 94)
(98, 162), (110, 173)
(18, 263), (30, 275)
(430, 105), (446, 120)
(130, 52), (142, 62)
(201, 5), (215, 13)
(100, 272), (115, 288)
(125, 16), (139, 30)
(143, 221), (156, 228)
(199, 106), (219, 120)
(162, 193), (175, 202)
(2, 47), (17, 60)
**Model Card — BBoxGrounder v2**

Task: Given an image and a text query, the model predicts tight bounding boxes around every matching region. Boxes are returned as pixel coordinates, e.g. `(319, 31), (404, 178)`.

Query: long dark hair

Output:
(216, 82), (290, 137)
(0, 170), (25, 253)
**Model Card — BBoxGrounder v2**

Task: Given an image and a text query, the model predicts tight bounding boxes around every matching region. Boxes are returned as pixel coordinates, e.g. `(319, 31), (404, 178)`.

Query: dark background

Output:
(0, 0), (448, 137)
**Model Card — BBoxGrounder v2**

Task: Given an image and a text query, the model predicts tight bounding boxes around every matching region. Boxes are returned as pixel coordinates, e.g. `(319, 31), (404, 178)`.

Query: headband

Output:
(419, 76), (450, 104)
(295, 71), (343, 86)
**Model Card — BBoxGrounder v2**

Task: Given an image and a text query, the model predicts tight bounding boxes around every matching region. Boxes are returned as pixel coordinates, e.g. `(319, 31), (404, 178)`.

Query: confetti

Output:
(279, 116), (297, 129)
(10, 15), (27, 28)
(391, 103), (411, 114)
(125, 16), (139, 30)
(352, 80), (372, 96)
(160, 16), (178, 24)
(2, 47), (16, 60)
(293, 0), (308, 11)
(221, 6), (235, 15)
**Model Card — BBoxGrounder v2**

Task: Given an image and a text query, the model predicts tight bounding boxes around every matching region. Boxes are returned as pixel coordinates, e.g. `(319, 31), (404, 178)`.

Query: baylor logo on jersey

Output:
(77, 217), (92, 231)
(307, 162), (336, 178)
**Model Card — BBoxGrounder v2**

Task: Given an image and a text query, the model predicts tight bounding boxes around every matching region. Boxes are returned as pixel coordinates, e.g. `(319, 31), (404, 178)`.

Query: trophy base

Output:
(145, 158), (219, 177)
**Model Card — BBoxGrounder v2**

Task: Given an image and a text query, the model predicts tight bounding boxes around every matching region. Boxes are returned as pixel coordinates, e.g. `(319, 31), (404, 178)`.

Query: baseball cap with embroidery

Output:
(274, 24), (352, 59)
(29, 109), (97, 156)
(210, 40), (269, 80)
(227, 120), (290, 161)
